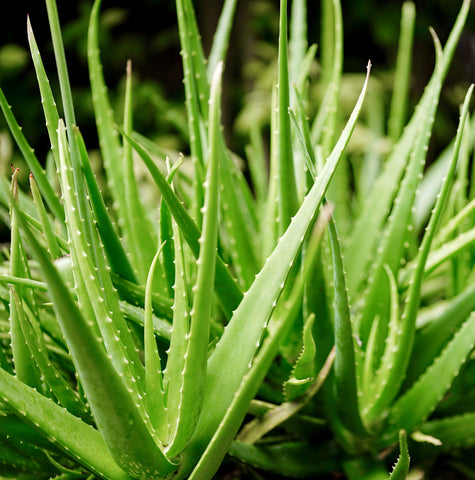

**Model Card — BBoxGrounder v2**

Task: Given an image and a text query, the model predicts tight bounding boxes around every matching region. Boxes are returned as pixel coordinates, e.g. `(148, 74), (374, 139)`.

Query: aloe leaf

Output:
(290, 46), (318, 199)
(363, 84), (473, 424)
(56, 120), (176, 474)
(361, 264), (399, 406)
(9, 171), (41, 390)
(0, 192), (68, 254)
(263, 83), (281, 257)
(289, 88), (318, 179)
(218, 148), (260, 289)
(144, 247), (167, 440)
(289, 0), (308, 90)
(180, 67), (370, 479)
(0, 276), (47, 292)
(111, 272), (173, 321)
(407, 281), (475, 385)
(283, 313), (317, 401)
(54, 250), (170, 321)
(57, 122), (144, 394)
(207, 0), (237, 77)
(420, 413), (475, 450)
(424, 226), (475, 275)
(384, 311), (475, 438)
(320, 0), (343, 157)
(73, 127), (137, 283)
(310, 67), (338, 148)
(361, 312), (382, 399)
(413, 141), (458, 234)
(238, 346), (335, 446)
(164, 216), (191, 447)
(175, 0), (207, 219)
(45, 0), (99, 262)
(328, 217), (366, 435)
(182, 0), (209, 120)
(120, 128), (243, 318)
(203, 84), (259, 287)
(87, 0), (127, 221)
(45, 0), (77, 133)
(435, 195), (475, 247)
(89, 4), (159, 286)
(159, 163), (176, 298)
(0, 439), (54, 477)
(0, 368), (132, 480)
(166, 63), (222, 458)
(276, 0), (299, 234)
(246, 120), (268, 216)
(26, 17), (60, 167)
(388, 431), (410, 480)
(0, 88), (64, 222)
(344, 0), (470, 299)
(388, 2), (416, 142)
(11, 289), (90, 422)
(122, 60), (159, 283)
(14, 206), (175, 478)
(29, 174), (61, 260)
(120, 300), (172, 342)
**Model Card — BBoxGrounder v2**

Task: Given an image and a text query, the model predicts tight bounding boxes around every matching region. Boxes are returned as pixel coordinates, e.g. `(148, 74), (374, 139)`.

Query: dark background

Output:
(0, 0), (474, 165)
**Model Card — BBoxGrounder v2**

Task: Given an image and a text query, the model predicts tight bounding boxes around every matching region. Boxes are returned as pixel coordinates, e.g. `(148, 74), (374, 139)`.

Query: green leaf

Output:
(238, 346), (335, 446)
(407, 281), (475, 385)
(218, 146), (260, 289)
(144, 246), (167, 440)
(121, 60), (159, 283)
(384, 312), (475, 437)
(26, 17), (60, 171)
(57, 121), (145, 397)
(276, 0), (299, 234)
(319, 0), (343, 156)
(207, 0), (238, 78)
(166, 62), (222, 458)
(356, 33), (444, 343)
(73, 126), (137, 283)
(388, 431), (410, 480)
(329, 216), (366, 435)
(175, 0), (207, 220)
(87, 0), (126, 223)
(420, 413), (475, 450)
(283, 313), (317, 401)
(388, 2), (416, 142)
(29, 174), (61, 260)
(11, 289), (90, 422)
(423, 226), (475, 276)
(163, 216), (191, 449)
(8, 171), (42, 390)
(0, 88), (64, 222)
(0, 368), (132, 480)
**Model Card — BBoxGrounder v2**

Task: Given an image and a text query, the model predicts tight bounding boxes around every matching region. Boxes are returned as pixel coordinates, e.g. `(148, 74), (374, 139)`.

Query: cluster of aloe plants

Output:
(0, 0), (474, 478)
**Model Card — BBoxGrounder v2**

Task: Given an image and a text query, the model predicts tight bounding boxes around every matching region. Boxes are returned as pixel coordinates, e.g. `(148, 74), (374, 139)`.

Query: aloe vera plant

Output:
(0, 0), (474, 479)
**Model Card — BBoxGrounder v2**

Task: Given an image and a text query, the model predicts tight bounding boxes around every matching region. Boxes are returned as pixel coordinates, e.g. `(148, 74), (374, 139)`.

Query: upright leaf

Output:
(276, 0), (299, 234)
(166, 63), (222, 458)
